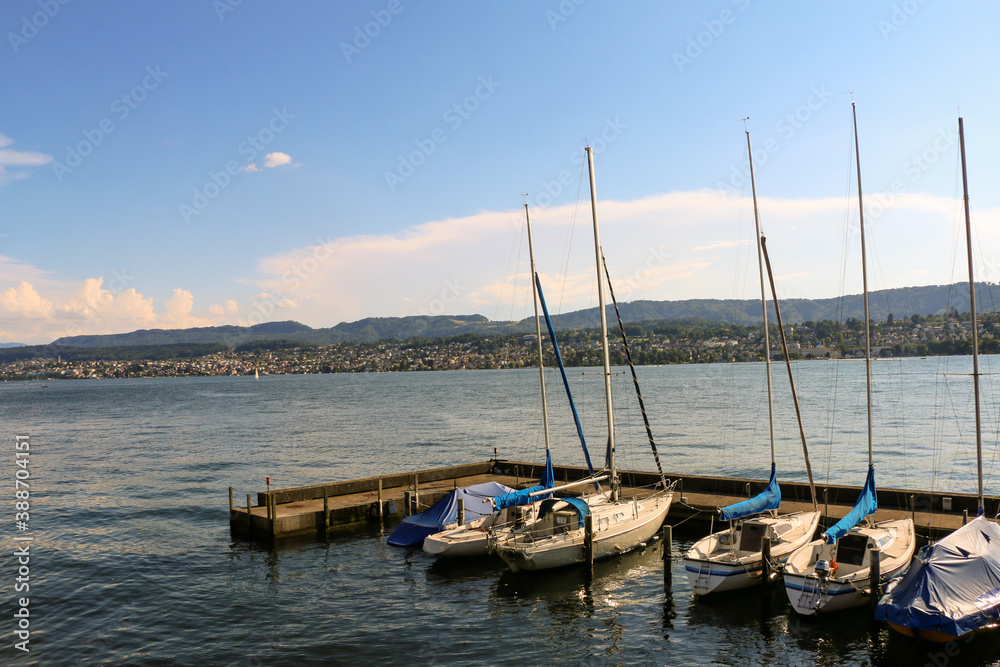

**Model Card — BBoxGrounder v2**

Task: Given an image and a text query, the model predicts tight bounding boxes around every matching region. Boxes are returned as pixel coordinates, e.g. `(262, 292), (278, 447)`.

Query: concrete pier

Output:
(228, 459), (984, 544)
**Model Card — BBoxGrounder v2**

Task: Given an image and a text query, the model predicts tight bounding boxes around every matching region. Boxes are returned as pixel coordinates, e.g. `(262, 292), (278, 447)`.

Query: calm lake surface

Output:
(5, 356), (1000, 666)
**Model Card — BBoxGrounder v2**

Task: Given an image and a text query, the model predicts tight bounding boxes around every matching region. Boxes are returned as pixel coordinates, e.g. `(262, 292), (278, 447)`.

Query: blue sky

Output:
(1, 1), (999, 343)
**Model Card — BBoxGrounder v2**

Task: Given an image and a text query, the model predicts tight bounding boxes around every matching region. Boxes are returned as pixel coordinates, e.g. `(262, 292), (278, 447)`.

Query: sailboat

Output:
(783, 102), (915, 615)
(490, 145), (675, 572)
(875, 116), (1000, 641)
(684, 129), (820, 595)
(254, 368), (259, 380)
(424, 202), (558, 558)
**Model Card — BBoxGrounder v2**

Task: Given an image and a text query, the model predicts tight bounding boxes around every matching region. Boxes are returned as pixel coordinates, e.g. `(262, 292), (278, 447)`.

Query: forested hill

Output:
(45, 282), (997, 348)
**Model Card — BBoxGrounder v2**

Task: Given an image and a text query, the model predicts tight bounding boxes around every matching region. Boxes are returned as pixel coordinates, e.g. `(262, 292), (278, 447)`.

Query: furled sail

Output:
(719, 462), (780, 521)
(823, 464), (877, 544)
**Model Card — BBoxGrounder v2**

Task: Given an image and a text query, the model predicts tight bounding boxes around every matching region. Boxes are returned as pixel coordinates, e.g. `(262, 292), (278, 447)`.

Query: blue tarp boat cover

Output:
(492, 451), (555, 510)
(719, 462), (781, 522)
(538, 496), (591, 524)
(875, 516), (1000, 637)
(386, 481), (515, 547)
(823, 464), (878, 544)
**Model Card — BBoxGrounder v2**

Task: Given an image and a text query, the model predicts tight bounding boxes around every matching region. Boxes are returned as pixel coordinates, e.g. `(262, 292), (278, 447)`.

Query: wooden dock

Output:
(228, 459), (984, 544)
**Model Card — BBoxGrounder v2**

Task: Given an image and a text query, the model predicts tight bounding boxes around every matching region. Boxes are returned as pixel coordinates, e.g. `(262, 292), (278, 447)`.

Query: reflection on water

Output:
(4, 362), (1000, 665)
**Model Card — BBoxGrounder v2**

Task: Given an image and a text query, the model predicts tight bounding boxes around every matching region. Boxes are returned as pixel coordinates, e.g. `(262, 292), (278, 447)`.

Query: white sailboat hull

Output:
(493, 492), (672, 572)
(423, 506), (536, 558)
(422, 517), (494, 558)
(784, 518), (915, 615)
(684, 511), (821, 595)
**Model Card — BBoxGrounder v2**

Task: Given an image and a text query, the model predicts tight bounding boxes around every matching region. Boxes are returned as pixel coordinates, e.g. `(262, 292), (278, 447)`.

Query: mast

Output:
(760, 236), (819, 510)
(524, 202), (552, 457)
(746, 130), (776, 465)
(958, 116), (983, 515)
(586, 145), (618, 501)
(852, 102), (874, 468)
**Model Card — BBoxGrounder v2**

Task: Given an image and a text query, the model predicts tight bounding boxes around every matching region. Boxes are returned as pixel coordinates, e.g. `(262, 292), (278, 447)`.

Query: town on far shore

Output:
(3, 310), (997, 381)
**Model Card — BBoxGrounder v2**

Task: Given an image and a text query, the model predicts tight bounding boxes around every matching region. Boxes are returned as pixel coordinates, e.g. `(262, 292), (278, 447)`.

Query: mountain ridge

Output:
(45, 282), (997, 349)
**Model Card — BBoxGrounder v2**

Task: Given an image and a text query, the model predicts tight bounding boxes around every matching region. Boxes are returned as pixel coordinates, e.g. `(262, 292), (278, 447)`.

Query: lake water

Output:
(5, 356), (1000, 666)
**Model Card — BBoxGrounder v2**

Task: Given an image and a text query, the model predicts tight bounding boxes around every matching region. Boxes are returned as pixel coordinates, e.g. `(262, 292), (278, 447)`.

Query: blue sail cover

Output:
(387, 481), (515, 547)
(719, 462), (781, 522)
(538, 496), (591, 524)
(875, 516), (1000, 638)
(491, 451), (555, 510)
(823, 464), (877, 544)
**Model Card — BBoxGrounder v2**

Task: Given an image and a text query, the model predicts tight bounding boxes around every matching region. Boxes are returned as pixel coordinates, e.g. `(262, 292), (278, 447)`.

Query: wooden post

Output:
(584, 514), (595, 573)
(761, 536), (773, 599)
(414, 473), (419, 512)
(457, 498), (465, 526)
(229, 486), (234, 513)
(910, 494), (916, 527)
(270, 494), (277, 541)
(869, 546), (881, 614)
(823, 488), (828, 524)
(377, 479), (384, 530)
(964, 509), (969, 526)
(323, 488), (329, 537)
(662, 525), (672, 593)
(246, 493), (253, 536)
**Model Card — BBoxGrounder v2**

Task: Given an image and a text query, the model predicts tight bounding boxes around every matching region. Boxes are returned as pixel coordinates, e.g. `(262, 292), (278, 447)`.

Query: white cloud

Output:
(164, 288), (211, 328)
(247, 190), (1000, 328)
(0, 133), (52, 185)
(225, 299), (238, 314)
(244, 163), (259, 172)
(0, 282), (53, 319)
(264, 152), (292, 168)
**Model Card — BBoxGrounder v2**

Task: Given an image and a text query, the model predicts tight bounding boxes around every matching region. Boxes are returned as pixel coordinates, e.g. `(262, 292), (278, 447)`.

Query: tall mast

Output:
(586, 145), (618, 501)
(524, 202), (551, 456)
(852, 102), (874, 468)
(958, 117), (983, 514)
(760, 237), (819, 510)
(746, 129), (776, 465)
